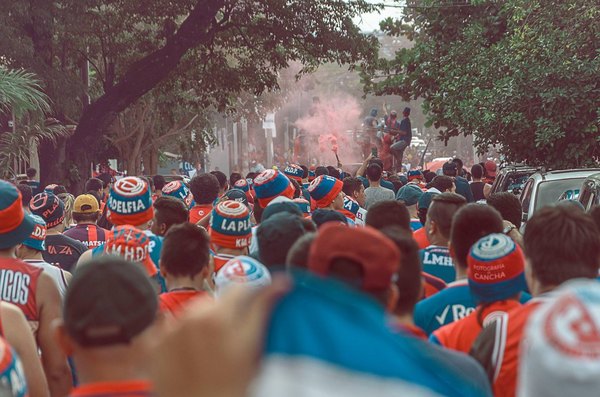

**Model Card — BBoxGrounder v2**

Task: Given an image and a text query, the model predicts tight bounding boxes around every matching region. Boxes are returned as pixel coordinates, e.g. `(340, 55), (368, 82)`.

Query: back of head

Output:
(257, 212), (305, 268)
(64, 256), (157, 348)
(590, 205), (600, 232)
(486, 192), (523, 228)
(470, 164), (484, 180)
(365, 200), (410, 231)
(85, 177), (104, 193)
(366, 163), (382, 182)
(97, 173), (113, 189)
(427, 192), (467, 239)
(26, 167), (37, 178)
(442, 161), (457, 177)
(326, 166), (341, 180)
(315, 166), (329, 177)
(452, 158), (464, 173)
(153, 196), (189, 234)
(161, 223), (210, 278)
(286, 233), (317, 270)
(311, 209), (347, 228)
(30, 192), (65, 229)
(450, 204), (504, 268)
(214, 256), (272, 298)
(189, 173), (220, 205)
(423, 170), (436, 183)
(368, 157), (385, 171)
(342, 177), (363, 197)
(229, 172), (242, 187)
(152, 175), (166, 191)
(16, 183), (32, 207)
(379, 226), (421, 316)
(524, 206), (600, 287)
(430, 175), (454, 192)
(210, 170), (228, 191)
(106, 177), (154, 227)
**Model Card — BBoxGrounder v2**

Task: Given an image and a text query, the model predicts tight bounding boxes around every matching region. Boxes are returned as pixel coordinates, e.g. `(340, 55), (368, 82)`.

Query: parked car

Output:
(578, 172), (600, 211)
(490, 164), (537, 196)
(520, 168), (600, 228)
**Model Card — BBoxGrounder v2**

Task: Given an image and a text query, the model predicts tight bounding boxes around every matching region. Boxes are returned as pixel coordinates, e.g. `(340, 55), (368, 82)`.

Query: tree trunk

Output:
(65, 0), (225, 194)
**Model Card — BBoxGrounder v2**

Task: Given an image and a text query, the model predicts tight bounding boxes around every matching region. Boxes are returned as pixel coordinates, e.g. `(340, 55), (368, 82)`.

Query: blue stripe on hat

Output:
(309, 176), (338, 201)
(254, 170), (290, 200)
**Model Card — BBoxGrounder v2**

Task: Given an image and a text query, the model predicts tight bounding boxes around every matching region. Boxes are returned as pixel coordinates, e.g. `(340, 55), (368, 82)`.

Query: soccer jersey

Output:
(43, 234), (88, 272)
(23, 259), (69, 298)
(69, 380), (153, 397)
(430, 299), (522, 354)
(0, 258), (43, 333)
(159, 289), (210, 316)
(414, 279), (475, 336)
(410, 219), (422, 231)
(0, 337), (27, 397)
(64, 223), (109, 249)
(412, 227), (429, 250)
(419, 245), (455, 284)
(189, 204), (213, 224)
(213, 253), (236, 273)
(421, 272), (446, 299)
(470, 299), (546, 397)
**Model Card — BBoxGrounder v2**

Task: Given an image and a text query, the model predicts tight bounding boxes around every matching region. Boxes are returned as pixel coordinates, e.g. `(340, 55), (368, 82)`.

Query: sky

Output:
(353, 1), (405, 32)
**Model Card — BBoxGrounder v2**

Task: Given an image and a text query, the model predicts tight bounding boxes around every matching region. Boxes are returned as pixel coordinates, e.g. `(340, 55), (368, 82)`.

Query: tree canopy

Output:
(363, 0), (600, 168)
(1, 0), (380, 189)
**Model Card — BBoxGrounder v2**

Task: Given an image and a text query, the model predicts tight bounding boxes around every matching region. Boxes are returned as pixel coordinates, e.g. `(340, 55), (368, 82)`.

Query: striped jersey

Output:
(64, 223), (109, 249)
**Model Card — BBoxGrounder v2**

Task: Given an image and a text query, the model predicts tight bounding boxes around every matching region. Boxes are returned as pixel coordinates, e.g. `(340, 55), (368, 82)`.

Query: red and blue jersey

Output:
(0, 258), (43, 333)
(64, 224), (109, 249)
(0, 337), (27, 397)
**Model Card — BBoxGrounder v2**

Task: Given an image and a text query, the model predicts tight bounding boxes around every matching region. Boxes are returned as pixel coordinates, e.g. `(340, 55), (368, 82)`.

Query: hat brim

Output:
(0, 212), (36, 250)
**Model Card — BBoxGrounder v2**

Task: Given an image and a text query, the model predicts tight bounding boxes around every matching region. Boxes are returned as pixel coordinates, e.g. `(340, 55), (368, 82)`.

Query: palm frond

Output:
(0, 67), (51, 117)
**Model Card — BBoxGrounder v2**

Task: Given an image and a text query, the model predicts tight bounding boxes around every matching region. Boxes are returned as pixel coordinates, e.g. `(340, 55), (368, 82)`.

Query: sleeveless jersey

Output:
(23, 259), (69, 299)
(159, 290), (209, 316)
(189, 204), (213, 224)
(213, 253), (236, 273)
(0, 338), (27, 397)
(0, 258), (42, 334)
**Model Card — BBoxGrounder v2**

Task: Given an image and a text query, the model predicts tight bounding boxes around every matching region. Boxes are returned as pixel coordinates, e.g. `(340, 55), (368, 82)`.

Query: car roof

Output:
(530, 168), (600, 181)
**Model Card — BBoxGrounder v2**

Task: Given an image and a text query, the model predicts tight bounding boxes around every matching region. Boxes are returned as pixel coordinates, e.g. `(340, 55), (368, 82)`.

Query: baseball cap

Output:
(209, 200), (252, 249)
(73, 194), (100, 214)
(484, 161), (497, 177)
(64, 256), (157, 347)
(214, 256), (272, 297)
(106, 177), (154, 226)
(311, 209), (348, 228)
(467, 233), (527, 303)
(308, 224), (400, 292)
(283, 164), (304, 183)
(103, 225), (157, 277)
(407, 170), (424, 181)
(233, 179), (255, 204)
(0, 181), (36, 250)
(261, 199), (303, 222)
(307, 175), (343, 208)
(418, 191), (438, 210)
(518, 280), (600, 397)
(22, 214), (47, 251)
(29, 192), (65, 228)
(162, 180), (193, 209)
(396, 184), (423, 207)
(253, 169), (295, 207)
(257, 212), (305, 267)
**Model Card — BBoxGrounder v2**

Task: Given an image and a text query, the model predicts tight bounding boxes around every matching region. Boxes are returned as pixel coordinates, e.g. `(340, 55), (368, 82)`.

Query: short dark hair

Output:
(300, 165), (309, 179)
(388, 175), (404, 193)
(53, 185), (67, 195)
(315, 166), (329, 177)
(210, 170), (228, 190)
(524, 206), (600, 286)
(423, 170), (436, 183)
(368, 157), (385, 170)
(326, 166), (341, 180)
(487, 192), (523, 228)
(161, 223), (210, 278)
(366, 200), (410, 231)
(428, 193), (467, 239)
(189, 173), (220, 204)
(73, 212), (99, 223)
(154, 196), (189, 233)
(229, 172), (242, 187)
(471, 164), (484, 179)
(152, 175), (166, 191)
(379, 226), (421, 316)
(85, 178), (103, 193)
(430, 176), (454, 192)
(366, 163), (382, 182)
(286, 233), (316, 270)
(452, 158), (464, 172)
(97, 173), (112, 188)
(16, 184), (32, 206)
(26, 168), (37, 178)
(342, 177), (363, 197)
(289, 178), (302, 199)
(450, 204), (503, 268)
(246, 172), (258, 180)
(590, 205), (600, 232)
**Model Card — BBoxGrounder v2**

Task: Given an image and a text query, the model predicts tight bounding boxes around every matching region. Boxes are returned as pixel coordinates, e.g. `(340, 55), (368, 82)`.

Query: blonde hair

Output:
(58, 193), (75, 228)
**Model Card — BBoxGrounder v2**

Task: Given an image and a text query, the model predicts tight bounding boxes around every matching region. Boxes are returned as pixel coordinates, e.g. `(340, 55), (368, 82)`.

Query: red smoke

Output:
(295, 94), (363, 166)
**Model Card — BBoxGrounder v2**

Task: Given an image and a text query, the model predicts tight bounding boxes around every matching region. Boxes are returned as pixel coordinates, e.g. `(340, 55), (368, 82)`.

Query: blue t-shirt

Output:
(414, 279), (532, 336)
(420, 245), (455, 284)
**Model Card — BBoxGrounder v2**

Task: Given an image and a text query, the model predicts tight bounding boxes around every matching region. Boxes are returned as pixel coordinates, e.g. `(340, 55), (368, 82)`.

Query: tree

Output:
(362, 0), (600, 167)
(0, 67), (50, 116)
(1, 0), (380, 192)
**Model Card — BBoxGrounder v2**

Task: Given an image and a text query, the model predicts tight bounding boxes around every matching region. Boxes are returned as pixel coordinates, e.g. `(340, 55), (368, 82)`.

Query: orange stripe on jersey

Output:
(88, 226), (98, 243)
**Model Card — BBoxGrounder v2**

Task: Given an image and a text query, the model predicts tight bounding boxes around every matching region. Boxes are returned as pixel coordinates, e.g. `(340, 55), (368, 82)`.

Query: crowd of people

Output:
(1, 156), (599, 397)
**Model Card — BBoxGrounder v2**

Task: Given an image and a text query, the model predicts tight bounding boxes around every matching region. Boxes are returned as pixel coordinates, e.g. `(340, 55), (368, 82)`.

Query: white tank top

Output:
(23, 259), (69, 299)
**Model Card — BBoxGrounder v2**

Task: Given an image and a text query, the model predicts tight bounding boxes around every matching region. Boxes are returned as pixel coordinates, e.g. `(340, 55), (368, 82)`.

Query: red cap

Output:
(484, 161), (497, 177)
(308, 224), (400, 292)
